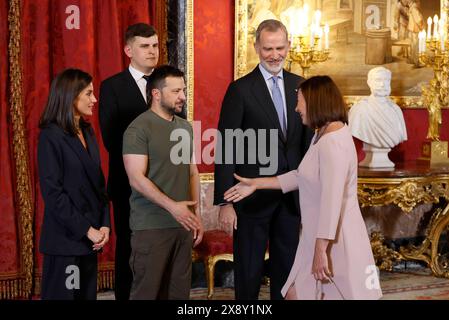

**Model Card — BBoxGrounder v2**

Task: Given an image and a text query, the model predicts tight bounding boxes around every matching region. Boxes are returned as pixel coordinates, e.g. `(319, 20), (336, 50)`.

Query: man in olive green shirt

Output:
(123, 65), (203, 299)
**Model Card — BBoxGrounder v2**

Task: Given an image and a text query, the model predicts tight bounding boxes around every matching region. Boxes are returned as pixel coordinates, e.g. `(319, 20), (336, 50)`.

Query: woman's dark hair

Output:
(39, 68), (92, 135)
(297, 75), (348, 129)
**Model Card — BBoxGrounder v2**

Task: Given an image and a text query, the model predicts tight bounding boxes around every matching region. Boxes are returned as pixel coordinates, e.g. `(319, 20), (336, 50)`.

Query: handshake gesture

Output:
(223, 174), (258, 203)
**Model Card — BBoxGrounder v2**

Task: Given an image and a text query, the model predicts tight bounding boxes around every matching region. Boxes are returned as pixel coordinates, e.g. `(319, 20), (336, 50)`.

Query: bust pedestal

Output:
(359, 142), (394, 168)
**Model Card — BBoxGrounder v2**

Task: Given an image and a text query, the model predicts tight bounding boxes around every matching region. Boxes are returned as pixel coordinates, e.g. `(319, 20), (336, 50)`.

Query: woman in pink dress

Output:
(224, 76), (382, 300)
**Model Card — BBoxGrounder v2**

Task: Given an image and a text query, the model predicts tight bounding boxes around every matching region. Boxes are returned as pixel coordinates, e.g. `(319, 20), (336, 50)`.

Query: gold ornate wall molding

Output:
(155, 1), (169, 65)
(234, 0), (248, 80)
(358, 175), (449, 213)
(200, 173), (214, 183)
(4, 0), (34, 299)
(186, 0), (194, 123)
(345, 95), (429, 109)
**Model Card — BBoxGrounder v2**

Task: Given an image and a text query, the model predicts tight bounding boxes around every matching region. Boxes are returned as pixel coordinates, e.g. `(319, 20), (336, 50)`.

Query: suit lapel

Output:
(250, 68), (286, 144)
(64, 132), (101, 192)
(122, 69), (148, 109)
(284, 72), (299, 143)
(84, 128), (100, 166)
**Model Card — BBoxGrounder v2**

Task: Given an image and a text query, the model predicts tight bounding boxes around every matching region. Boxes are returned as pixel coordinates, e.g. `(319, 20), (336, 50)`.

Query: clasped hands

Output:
(87, 226), (110, 251)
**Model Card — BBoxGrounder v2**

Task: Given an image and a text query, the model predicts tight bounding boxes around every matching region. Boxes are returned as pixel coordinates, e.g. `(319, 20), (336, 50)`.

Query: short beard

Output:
(261, 59), (285, 75)
(161, 100), (183, 116)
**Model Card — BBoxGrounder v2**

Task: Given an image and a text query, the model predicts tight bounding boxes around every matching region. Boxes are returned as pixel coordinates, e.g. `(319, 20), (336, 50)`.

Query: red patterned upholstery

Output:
(193, 229), (269, 299)
(194, 230), (233, 256)
(192, 230), (234, 299)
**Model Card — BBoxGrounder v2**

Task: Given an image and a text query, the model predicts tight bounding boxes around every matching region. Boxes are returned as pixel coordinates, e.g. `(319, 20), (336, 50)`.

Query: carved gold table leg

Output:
(400, 202), (449, 278)
(370, 231), (403, 271)
(358, 169), (449, 278)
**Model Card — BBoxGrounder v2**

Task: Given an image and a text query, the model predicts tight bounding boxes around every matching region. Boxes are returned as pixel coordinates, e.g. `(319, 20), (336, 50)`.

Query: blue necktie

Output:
(271, 76), (287, 137)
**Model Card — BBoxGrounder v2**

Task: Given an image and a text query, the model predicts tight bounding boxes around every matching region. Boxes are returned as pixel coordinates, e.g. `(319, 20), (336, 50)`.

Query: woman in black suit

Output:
(38, 68), (110, 300)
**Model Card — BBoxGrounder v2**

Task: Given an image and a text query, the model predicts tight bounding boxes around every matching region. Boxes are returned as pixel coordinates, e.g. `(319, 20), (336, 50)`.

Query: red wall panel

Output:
(194, 0), (234, 173)
(356, 110), (449, 163)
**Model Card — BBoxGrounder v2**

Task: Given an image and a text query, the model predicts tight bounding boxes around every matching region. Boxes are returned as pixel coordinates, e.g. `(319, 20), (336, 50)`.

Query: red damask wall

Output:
(194, 0), (235, 173)
(366, 109), (449, 163)
(193, 0), (449, 173)
(0, 0), (166, 298)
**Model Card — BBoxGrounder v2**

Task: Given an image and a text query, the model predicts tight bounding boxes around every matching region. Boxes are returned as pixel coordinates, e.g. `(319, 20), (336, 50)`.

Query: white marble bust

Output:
(348, 67), (408, 168)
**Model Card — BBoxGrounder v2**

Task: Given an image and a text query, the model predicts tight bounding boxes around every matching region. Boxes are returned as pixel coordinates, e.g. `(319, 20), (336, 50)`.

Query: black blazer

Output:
(38, 124), (110, 256)
(213, 66), (313, 215)
(98, 69), (148, 198)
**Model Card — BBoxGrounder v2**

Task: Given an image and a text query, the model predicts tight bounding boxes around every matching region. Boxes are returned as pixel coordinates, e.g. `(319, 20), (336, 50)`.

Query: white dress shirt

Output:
(128, 65), (150, 103)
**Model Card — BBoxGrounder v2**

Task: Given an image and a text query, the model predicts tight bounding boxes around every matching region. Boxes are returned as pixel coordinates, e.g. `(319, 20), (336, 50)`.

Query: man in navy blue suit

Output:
(214, 20), (313, 300)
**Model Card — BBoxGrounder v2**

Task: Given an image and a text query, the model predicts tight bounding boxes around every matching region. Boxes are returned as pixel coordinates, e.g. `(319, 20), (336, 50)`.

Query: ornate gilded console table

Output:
(358, 162), (449, 278)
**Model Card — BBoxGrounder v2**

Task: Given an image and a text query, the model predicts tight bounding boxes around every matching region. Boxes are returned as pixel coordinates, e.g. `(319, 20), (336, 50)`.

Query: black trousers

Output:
(233, 199), (300, 300)
(112, 193), (133, 300)
(41, 253), (97, 300)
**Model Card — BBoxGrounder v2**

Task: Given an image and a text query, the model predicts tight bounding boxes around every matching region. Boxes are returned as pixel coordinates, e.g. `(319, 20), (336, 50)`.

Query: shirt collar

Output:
(258, 63), (284, 81)
(128, 64), (150, 82)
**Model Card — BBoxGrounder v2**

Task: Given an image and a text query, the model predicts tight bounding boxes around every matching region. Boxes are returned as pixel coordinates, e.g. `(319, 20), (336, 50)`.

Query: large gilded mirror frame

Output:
(235, 0), (448, 109)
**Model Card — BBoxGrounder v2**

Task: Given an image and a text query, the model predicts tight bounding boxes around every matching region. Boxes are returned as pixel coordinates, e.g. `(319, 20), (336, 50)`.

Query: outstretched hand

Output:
(223, 174), (257, 203)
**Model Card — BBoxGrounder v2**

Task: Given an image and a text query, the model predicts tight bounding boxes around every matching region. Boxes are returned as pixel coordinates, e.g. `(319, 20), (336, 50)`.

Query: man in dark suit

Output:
(99, 23), (159, 300)
(214, 19), (313, 300)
